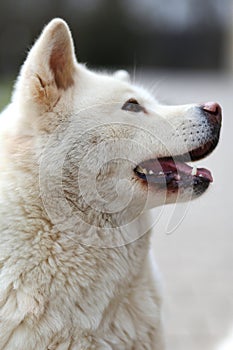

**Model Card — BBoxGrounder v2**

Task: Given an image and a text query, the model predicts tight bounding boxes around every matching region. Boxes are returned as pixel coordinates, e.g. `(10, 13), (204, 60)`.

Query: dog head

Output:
(9, 19), (221, 232)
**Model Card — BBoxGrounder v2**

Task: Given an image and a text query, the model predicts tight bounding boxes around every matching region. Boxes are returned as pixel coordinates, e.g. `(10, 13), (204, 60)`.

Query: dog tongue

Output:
(195, 167), (213, 182)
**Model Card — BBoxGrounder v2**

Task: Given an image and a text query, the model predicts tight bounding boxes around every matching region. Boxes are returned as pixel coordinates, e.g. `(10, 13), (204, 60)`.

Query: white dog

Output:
(0, 19), (222, 349)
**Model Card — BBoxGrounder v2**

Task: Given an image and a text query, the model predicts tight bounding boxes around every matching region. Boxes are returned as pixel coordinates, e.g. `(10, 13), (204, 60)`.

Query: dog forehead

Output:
(103, 75), (153, 102)
(78, 66), (154, 104)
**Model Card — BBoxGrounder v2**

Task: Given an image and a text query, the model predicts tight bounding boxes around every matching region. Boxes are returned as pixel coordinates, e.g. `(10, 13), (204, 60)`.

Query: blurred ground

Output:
(0, 70), (232, 350)
(138, 70), (233, 350)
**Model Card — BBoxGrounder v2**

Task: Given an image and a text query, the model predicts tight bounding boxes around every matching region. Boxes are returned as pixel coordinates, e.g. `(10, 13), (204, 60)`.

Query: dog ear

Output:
(114, 70), (130, 83)
(14, 18), (76, 112)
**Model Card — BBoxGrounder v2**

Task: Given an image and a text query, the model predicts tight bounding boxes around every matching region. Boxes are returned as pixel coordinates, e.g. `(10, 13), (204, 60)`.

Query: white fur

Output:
(0, 19), (217, 349)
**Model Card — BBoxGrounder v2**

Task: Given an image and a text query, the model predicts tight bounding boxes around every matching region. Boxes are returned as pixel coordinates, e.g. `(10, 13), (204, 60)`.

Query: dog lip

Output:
(189, 137), (220, 161)
(167, 136), (220, 164)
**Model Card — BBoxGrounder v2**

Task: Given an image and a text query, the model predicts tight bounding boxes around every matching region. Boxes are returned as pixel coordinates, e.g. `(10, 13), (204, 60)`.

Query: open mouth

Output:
(134, 139), (218, 193)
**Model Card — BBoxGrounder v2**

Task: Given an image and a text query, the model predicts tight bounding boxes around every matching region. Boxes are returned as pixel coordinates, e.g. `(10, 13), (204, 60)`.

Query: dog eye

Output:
(122, 98), (145, 113)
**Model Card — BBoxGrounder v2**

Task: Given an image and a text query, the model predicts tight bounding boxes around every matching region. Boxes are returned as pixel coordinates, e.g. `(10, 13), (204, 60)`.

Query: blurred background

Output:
(0, 0), (233, 106)
(0, 1), (232, 350)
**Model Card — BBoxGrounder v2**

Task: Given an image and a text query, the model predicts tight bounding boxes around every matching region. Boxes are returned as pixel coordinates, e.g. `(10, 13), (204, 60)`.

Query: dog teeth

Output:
(136, 166), (148, 175)
(136, 167), (164, 176)
(191, 166), (197, 176)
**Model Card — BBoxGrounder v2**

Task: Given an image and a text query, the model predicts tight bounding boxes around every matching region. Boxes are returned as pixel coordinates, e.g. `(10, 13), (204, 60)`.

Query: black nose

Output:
(201, 102), (222, 125)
